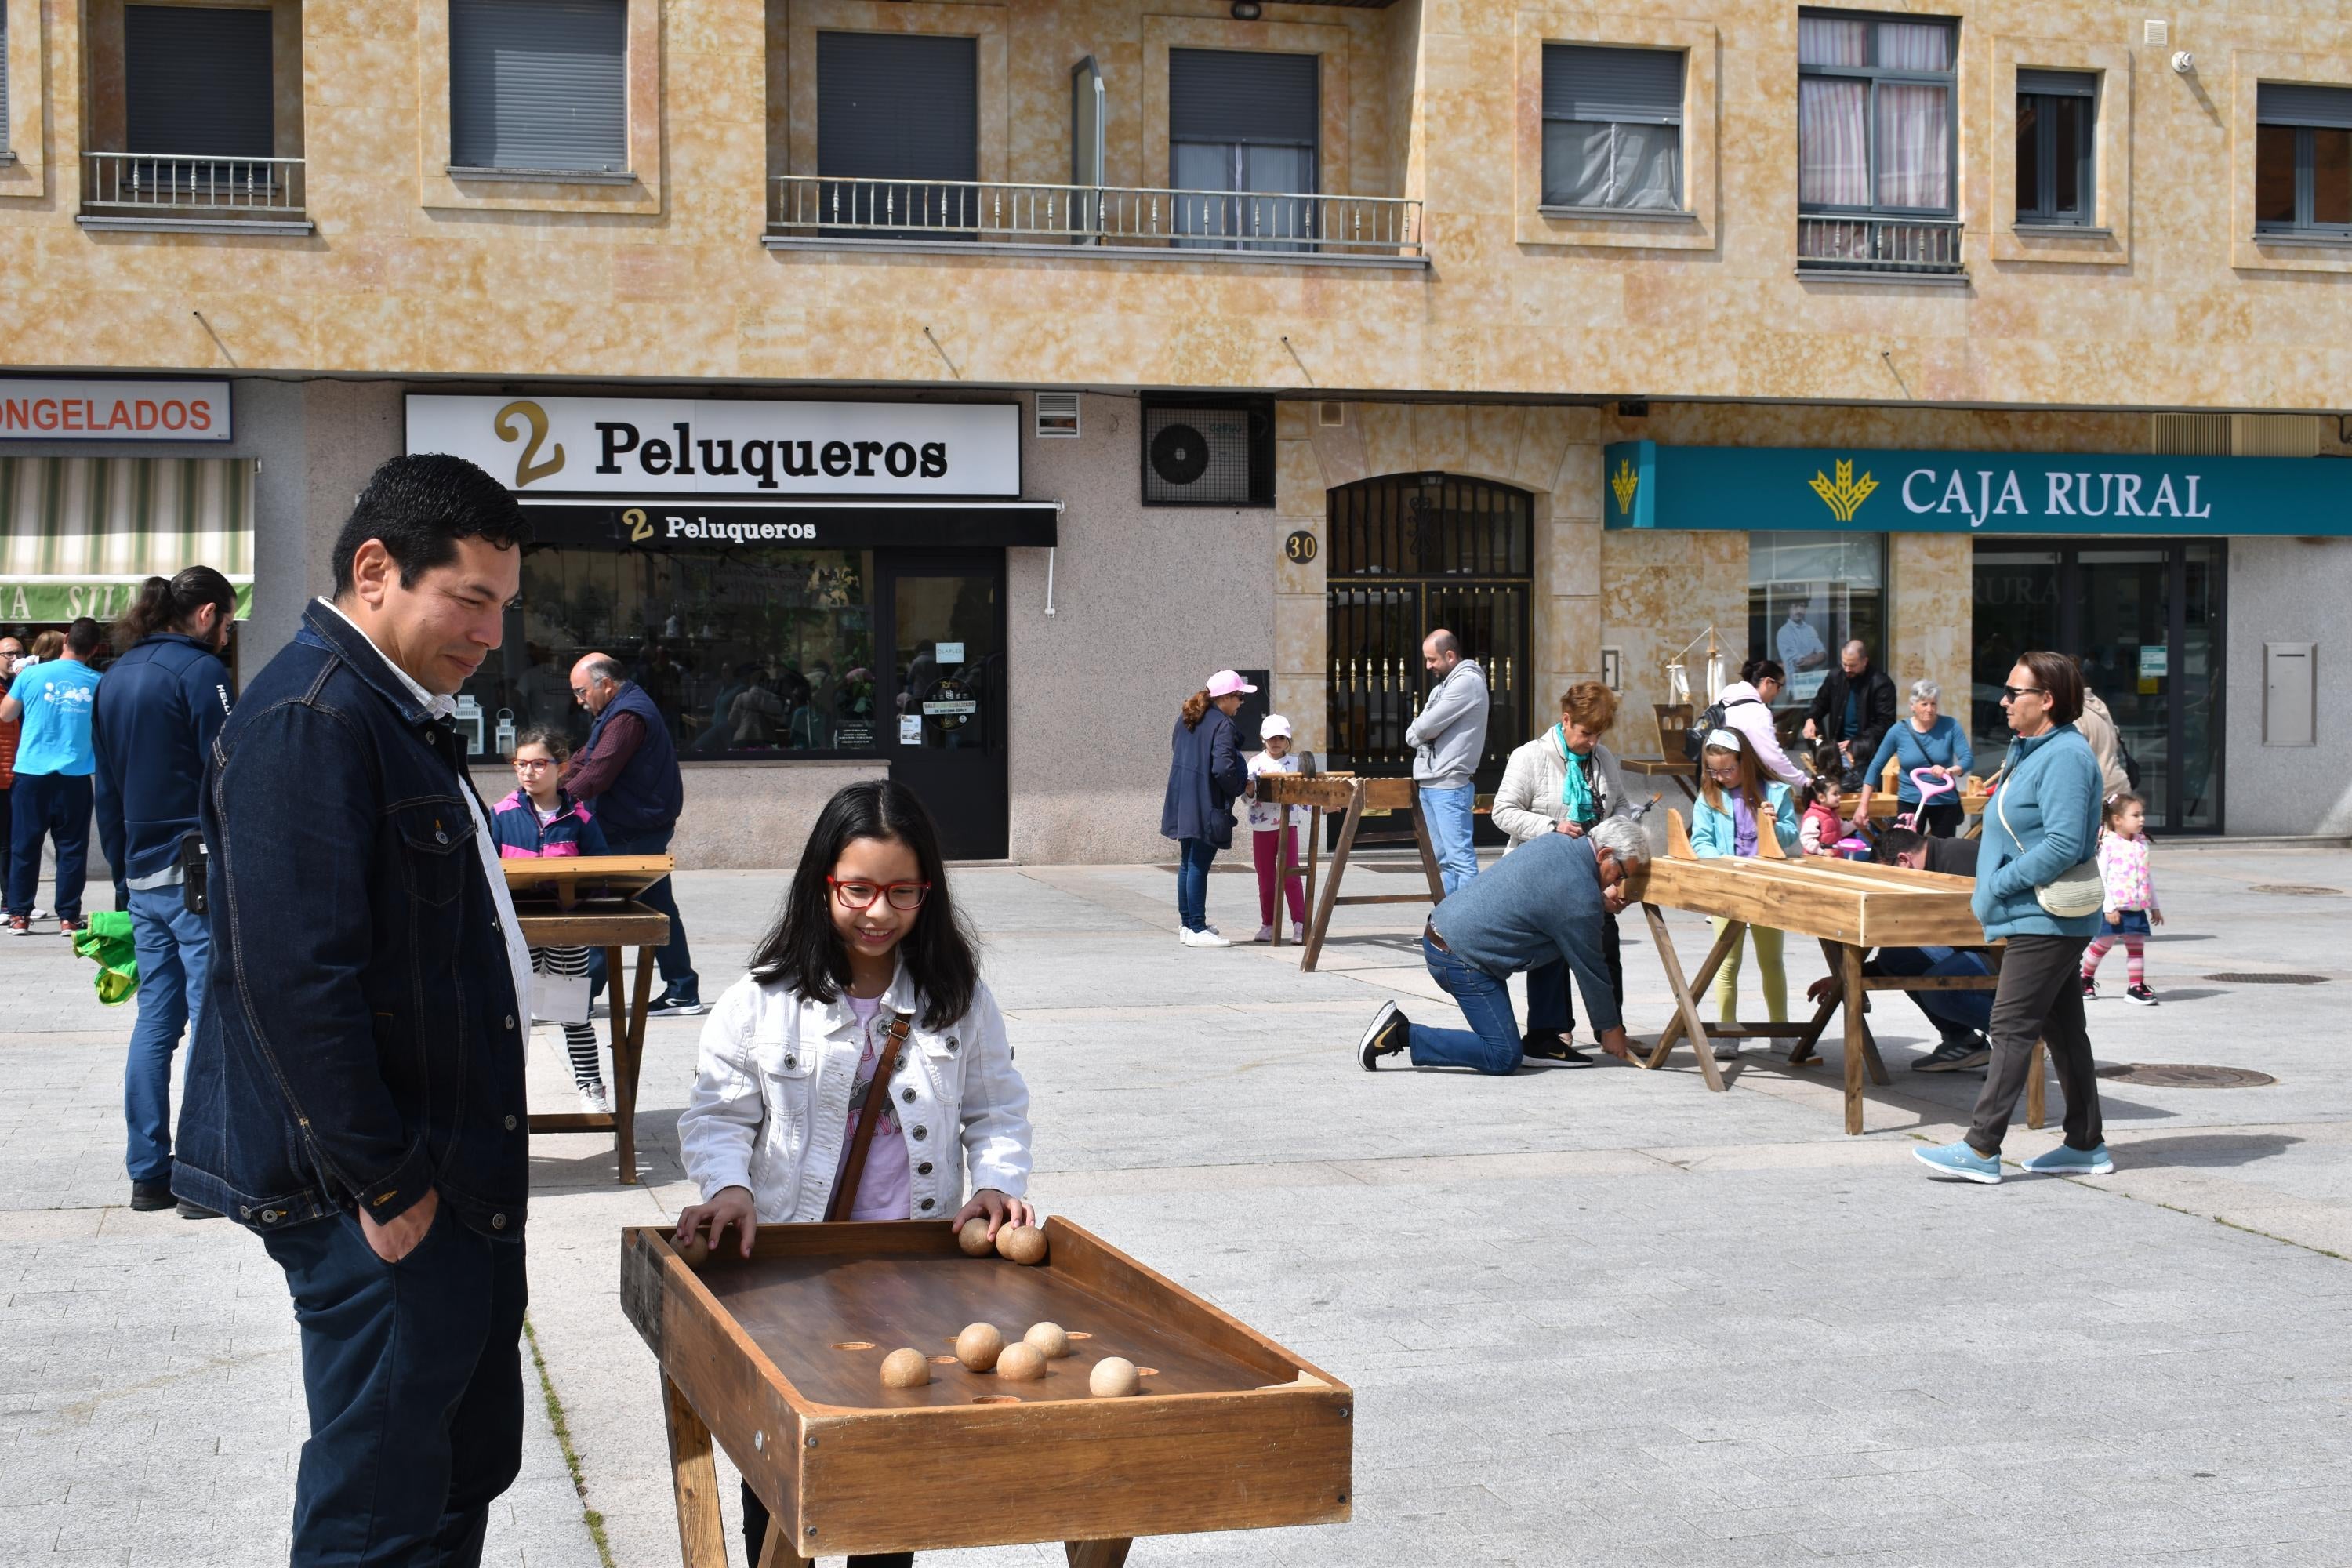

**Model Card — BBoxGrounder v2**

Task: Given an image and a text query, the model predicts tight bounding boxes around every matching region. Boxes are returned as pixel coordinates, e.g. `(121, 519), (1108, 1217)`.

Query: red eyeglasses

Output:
(827, 877), (931, 912)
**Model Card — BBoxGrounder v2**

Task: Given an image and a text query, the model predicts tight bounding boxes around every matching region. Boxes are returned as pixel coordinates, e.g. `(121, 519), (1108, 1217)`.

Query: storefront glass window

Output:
(459, 547), (880, 760)
(1747, 531), (1889, 715)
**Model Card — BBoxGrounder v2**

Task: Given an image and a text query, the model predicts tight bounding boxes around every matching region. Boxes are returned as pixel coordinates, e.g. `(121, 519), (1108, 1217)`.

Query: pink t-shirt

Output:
(832, 994), (913, 1221)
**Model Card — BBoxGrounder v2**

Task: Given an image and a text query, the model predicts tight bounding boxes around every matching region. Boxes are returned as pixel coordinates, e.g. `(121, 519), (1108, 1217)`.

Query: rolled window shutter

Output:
(2256, 82), (2352, 129)
(2, 13), (10, 154)
(450, 0), (628, 172)
(2017, 68), (2097, 98)
(1169, 49), (1319, 146)
(1542, 44), (1683, 125)
(816, 31), (978, 180)
(125, 5), (274, 157)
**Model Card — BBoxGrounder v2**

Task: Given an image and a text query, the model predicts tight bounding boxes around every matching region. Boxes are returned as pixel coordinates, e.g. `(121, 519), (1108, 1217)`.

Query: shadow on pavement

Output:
(2111, 1131), (2304, 1169)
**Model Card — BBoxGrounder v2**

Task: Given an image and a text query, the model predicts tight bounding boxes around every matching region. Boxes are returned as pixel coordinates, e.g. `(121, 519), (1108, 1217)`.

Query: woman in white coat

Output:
(1711, 658), (1807, 789)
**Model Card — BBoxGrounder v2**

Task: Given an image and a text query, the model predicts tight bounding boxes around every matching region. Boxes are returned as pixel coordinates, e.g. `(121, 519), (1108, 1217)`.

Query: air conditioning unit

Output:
(1035, 392), (1080, 439)
(1141, 399), (1273, 506)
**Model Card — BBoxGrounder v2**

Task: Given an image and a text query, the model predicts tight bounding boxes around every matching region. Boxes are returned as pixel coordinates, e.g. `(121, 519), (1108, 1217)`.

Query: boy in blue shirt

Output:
(2, 617), (104, 935)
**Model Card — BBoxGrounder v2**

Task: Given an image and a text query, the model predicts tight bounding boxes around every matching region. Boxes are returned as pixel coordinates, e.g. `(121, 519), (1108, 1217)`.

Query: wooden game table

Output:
(503, 854), (673, 1184)
(1623, 812), (2039, 1135)
(1260, 772), (1446, 972)
(1615, 755), (1699, 808)
(623, 1218), (1352, 1566)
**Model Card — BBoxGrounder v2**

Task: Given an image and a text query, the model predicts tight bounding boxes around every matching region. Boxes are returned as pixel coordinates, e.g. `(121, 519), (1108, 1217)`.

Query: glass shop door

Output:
(881, 553), (1010, 861)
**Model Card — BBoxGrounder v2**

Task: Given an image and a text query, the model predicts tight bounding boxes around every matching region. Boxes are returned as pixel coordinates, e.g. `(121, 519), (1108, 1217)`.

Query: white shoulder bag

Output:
(1995, 784), (2103, 919)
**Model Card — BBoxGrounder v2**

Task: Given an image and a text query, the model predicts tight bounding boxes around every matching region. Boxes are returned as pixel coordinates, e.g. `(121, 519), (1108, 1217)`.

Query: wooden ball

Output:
(879, 1348), (931, 1389)
(677, 1234), (712, 1269)
(994, 1343), (1047, 1382)
(956, 1217), (995, 1257)
(955, 1322), (1005, 1372)
(995, 1224), (1048, 1265)
(1089, 1357), (1140, 1399)
(1024, 1322), (1072, 1359)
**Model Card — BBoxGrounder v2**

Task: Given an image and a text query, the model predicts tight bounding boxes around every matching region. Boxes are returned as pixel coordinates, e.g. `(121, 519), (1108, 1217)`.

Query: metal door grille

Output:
(1326, 474), (1534, 780)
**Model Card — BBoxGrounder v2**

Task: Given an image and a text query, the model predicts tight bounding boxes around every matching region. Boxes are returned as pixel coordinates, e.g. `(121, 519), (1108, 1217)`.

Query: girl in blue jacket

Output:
(1691, 728), (1800, 1054)
(493, 729), (612, 1112)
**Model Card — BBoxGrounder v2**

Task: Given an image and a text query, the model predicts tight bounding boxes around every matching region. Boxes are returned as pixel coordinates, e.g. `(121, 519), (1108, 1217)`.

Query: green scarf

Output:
(1554, 725), (1599, 826)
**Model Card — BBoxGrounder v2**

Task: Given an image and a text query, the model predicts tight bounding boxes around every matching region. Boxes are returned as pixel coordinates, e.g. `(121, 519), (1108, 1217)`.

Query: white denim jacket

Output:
(679, 961), (1033, 1222)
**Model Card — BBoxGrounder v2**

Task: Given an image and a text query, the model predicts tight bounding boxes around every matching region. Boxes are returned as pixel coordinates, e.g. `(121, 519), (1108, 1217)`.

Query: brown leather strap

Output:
(826, 1012), (913, 1224)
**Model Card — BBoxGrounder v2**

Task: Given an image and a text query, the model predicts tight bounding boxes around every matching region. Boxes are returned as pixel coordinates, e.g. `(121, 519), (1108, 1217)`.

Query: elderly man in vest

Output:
(565, 653), (702, 1016)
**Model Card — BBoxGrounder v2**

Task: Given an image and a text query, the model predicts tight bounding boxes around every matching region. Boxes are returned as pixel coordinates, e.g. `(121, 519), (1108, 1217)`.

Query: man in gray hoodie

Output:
(1405, 629), (1490, 895)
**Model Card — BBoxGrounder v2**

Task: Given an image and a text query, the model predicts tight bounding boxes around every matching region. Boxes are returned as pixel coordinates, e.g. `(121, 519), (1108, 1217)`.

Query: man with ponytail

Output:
(89, 567), (236, 1215)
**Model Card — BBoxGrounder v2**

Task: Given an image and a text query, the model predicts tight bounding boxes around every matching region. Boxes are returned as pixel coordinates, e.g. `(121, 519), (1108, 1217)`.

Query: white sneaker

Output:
(1292, 924), (1308, 944)
(1254, 924), (1275, 943)
(578, 1084), (612, 1114)
(1711, 1040), (1741, 1062)
(1179, 927), (1232, 948)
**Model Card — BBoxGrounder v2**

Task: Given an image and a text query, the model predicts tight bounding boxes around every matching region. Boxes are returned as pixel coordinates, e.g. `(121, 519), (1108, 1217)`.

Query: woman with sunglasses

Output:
(674, 779), (1034, 1568)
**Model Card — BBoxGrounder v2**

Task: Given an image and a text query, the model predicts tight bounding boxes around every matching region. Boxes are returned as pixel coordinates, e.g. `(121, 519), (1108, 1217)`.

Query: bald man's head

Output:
(572, 652), (626, 715)
(1422, 629), (1461, 677)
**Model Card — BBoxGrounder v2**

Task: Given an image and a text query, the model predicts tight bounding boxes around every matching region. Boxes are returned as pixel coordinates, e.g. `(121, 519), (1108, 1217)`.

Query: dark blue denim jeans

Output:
(1174, 837), (1218, 932)
(1870, 945), (1994, 1034)
(590, 825), (698, 999)
(125, 884), (210, 1183)
(7, 771), (92, 920)
(1407, 936), (1523, 1075)
(262, 1205), (526, 1568)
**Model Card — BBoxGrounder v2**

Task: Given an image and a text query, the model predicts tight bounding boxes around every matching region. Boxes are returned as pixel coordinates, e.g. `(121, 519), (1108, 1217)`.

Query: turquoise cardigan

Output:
(1691, 779), (1802, 858)
(1973, 724), (2103, 941)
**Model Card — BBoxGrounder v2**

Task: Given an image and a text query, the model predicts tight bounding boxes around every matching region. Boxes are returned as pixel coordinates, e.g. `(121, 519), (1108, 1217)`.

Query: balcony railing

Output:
(771, 175), (1423, 259)
(1797, 214), (1964, 276)
(82, 152), (307, 216)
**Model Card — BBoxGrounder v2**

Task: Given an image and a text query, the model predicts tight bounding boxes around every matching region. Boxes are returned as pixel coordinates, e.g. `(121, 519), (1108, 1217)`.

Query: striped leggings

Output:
(530, 945), (605, 1089)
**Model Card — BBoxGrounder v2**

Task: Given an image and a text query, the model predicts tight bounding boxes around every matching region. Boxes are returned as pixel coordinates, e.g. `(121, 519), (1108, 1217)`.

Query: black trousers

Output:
(743, 1482), (911, 1568)
(1968, 933), (2102, 1156)
(1526, 911), (1623, 1036)
(263, 1204), (526, 1566)
(1918, 800), (1965, 837)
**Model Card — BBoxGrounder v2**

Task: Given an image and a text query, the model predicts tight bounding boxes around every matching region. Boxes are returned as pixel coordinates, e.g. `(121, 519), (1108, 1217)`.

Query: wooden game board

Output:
(1259, 772), (1445, 971)
(622, 1218), (1352, 1566)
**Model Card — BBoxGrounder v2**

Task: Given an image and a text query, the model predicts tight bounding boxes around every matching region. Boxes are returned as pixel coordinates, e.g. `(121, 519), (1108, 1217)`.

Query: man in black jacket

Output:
(1802, 640), (1897, 786)
(174, 455), (533, 1567)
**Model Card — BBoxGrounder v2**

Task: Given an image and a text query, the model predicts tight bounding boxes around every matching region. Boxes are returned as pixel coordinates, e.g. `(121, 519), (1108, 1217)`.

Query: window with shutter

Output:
(2015, 69), (2096, 224)
(125, 5), (274, 158)
(449, 0), (628, 174)
(1167, 49), (1318, 251)
(2256, 82), (2352, 233)
(2, 10), (11, 156)
(1540, 44), (1683, 211)
(814, 32), (978, 238)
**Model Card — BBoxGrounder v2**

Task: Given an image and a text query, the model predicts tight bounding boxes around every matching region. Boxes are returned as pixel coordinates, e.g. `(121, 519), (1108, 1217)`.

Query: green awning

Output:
(0, 456), (256, 620)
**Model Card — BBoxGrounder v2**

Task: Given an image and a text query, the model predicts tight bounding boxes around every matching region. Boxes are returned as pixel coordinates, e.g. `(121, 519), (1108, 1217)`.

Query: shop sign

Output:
(1, 579), (253, 621)
(1605, 441), (2352, 535)
(406, 395), (1021, 497)
(0, 379), (231, 441)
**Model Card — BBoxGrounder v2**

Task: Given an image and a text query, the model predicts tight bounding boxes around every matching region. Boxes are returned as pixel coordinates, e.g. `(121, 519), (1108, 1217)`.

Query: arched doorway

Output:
(1325, 474), (1534, 829)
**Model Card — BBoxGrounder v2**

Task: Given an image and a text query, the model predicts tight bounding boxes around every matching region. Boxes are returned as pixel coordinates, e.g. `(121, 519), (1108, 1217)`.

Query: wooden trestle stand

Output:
(1257, 773), (1445, 972)
(1624, 811), (2046, 1135)
(503, 853), (674, 1184)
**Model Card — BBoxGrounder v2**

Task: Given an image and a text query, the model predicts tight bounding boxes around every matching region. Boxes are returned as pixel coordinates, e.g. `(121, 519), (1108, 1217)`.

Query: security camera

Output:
(2171, 51), (2195, 74)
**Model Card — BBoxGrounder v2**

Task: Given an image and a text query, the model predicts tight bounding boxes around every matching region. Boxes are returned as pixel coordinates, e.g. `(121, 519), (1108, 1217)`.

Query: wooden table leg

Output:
(2027, 1036), (2048, 1129)
(1839, 943), (1868, 1134)
(613, 945), (655, 1185)
(1065, 1541), (1134, 1568)
(663, 1375), (732, 1568)
(1301, 789), (1364, 973)
(1787, 937), (1849, 1067)
(1650, 916), (1744, 1066)
(1639, 902), (1726, 1092)
(756, 1518), (811, 1568)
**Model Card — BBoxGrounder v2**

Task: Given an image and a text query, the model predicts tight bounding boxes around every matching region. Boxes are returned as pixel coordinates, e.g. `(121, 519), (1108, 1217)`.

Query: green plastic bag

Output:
(72, 909), (140, 1005)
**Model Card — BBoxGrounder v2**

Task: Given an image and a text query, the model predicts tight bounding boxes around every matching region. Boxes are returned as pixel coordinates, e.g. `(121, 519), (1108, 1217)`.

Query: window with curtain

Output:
(2255, 82), (2352, 234)
(1168, 49), (1319, 249)
(2016, 70), (2096, 224)
(1797, 12), (1956, 214)
(1540, 44), (1684, 210)
(449, 0), (628, 173)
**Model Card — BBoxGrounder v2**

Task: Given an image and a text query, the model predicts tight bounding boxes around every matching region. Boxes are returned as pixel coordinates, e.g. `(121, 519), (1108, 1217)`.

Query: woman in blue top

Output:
(1846, 678), (1973, 837)
(1915, 652), (2108, 1185)
(1690, 728), (1800, 1058)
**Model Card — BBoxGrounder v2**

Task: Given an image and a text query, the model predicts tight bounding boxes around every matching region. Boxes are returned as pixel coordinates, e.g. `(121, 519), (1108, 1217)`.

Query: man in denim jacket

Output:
(174, 455), (535, 1566)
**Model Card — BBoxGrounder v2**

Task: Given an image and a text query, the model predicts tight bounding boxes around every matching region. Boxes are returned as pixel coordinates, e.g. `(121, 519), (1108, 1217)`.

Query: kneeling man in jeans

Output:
(1358, 817), (1648, 1074)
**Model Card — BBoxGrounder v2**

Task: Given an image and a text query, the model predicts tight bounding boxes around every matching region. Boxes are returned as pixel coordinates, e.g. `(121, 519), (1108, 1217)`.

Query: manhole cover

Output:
(2095, 1063), (2277, 1089)
(2248, 884), (2343, 896)
(2203, 972), (2329, 985)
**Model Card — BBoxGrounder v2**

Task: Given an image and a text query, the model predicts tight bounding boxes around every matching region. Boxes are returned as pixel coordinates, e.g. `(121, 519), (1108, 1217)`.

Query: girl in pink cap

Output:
(1160, 670), (1254, 946)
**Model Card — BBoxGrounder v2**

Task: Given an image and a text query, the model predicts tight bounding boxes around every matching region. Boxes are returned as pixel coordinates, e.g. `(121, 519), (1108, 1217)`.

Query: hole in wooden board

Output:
(830, 1341), (876, 1352)
(1065, 1330), (1093, 1340)
(971, 1395), (1022, 1404)
(926, 1354), (960, 1366)
(1134, 1367), (1159, 1377)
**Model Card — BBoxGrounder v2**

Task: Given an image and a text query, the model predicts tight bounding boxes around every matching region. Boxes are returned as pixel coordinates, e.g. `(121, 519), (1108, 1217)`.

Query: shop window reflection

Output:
(1746, 530), (1889, 719)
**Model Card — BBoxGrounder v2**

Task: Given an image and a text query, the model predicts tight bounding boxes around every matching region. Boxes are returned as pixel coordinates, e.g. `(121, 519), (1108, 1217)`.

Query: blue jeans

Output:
(1420, 783), (1477, 895)
(7, 771), (92, 920)
(262, 1207), (526, 1568)
(1870, 945), (1994, 1036)
(589, 825), (698, 1000)
(1174, 837), (1218, 931)
(1406, 936), (1523, 1075)
(125, 884), (211, 1183)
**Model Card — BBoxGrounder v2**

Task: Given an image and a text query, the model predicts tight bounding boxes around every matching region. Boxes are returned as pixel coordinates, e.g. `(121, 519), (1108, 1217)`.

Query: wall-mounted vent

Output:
(2152, 412), (2321, 457)
(1035, 392), (1080, 439)
(1141, 398), (1274, 506)
(2150, 413), (2232, 456)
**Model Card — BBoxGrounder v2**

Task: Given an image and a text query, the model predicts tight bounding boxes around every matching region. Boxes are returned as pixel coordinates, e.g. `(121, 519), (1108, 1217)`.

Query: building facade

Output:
(3, 0), (2349, 862)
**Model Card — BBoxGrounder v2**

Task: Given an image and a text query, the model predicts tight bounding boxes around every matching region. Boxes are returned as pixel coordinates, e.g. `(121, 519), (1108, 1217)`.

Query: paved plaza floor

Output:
(4, 843), (2350, 1566)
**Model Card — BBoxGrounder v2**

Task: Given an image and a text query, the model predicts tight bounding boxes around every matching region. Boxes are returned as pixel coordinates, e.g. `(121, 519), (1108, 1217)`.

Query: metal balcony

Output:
(1796, 214), (1965, 277)
(80, 152), (310, 232)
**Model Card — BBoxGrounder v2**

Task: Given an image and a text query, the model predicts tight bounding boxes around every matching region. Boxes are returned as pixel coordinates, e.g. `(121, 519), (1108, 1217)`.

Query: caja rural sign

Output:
(405, 396), (1021, 498)
(1605, 441), (2352, 535)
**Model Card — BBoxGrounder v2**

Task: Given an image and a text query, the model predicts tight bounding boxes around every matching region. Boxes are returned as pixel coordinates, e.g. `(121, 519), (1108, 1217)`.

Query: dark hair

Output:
(331, 453), (528, 596)
(512, 726), (572, 764)
(1872, 826), (1927, 865)
(749, 780), (978, 1029)
(115, 565), (236, 648)
(2103, 789), (2145, 826)
(1740, 658), (1785, 687)
(2015, 649), (2085, 725)
(64, 616), (103, 659)
(1180, 688), (1212, 730)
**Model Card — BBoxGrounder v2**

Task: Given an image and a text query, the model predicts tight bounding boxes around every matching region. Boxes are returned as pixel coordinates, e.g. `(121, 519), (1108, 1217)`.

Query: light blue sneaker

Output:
(2021, 1142), (2115, 1176)
(1914, 1139), (2002, 1184)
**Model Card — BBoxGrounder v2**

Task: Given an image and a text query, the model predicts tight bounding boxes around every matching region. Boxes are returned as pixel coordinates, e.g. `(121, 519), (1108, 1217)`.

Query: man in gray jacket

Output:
(1404, 629), (1490, 895)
